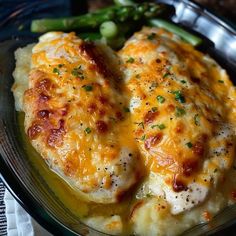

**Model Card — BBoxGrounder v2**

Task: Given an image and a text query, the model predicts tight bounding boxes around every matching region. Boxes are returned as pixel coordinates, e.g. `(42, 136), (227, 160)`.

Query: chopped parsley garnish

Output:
(136, 74), (141, 79)
(175, 107), (186, 117)
(71, 66), (84, 79)
(158, 124), (166, 130)
(126, 57), (135, 63)
(140, 135), (146, 141)
(150, 82), (158, 89)
(58, 64), (64, 68)
(124, 107), (130, 113)
(172, 90), (185, 103)
(151, 107), (158, 112)
(163, 72), (171, 78)
(218, 80), (224, 83)
(151, 124), (166, 130)
(156, 95), (165, 104)
(53, 67), (60, 75)
(147, 33), (156, 40)
(84, 127), (91, 134)
(82, 85), (93, 91)
(135, 122), (144, 129)
(194, 114), (200, 126)
(186, 142), (193, 148)
(180, 80), (186, 84)
(146, 193), (152, 198)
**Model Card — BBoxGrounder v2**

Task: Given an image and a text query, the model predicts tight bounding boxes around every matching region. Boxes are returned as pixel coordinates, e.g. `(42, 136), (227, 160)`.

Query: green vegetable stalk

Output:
(78, 32), (102, 41)
(114, 0), (135, 6)
(148, 19), (202, 46)
(31, 3), (166, 33)
(100, 21), (118, 39)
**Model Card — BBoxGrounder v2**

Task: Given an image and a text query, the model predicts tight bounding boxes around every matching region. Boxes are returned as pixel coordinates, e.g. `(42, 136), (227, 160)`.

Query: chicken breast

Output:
(119, 27), (236, 214)
(21, 32), (141, 203)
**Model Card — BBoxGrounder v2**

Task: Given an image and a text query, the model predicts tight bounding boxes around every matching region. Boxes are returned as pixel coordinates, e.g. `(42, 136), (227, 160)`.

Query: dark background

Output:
(88, 0), (236, 22)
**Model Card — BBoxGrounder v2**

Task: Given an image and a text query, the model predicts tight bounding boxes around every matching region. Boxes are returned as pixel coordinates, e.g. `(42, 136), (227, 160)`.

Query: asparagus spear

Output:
(31, 3), (166, 33)
(100, 21), (118, 39)
(114, 0), (135, 6)
(148, 19), (202, 46)
(78, 32), (102, 41)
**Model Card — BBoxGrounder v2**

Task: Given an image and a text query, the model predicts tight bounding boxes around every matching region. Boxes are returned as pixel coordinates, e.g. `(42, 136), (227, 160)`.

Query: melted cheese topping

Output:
(21, 32), (141, 203)
(12, 28), (236, 235)
(119, 27), (236, 214)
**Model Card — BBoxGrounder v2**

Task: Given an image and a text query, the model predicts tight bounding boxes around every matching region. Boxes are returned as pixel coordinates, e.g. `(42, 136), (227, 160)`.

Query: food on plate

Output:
(12, 32), (142, 204)
(148, 19), (202, 46)
(119, 26), (235, 213)
(31, 2), (165, 33)
(119, 27), (236, 235)
(30, 1), (203, 48)
(11, 2), (236, 235)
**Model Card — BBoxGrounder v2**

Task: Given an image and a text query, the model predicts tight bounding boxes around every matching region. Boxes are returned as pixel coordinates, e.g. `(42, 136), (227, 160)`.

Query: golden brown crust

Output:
(119, 27), (236, 193)
(23, 32), (141, 203)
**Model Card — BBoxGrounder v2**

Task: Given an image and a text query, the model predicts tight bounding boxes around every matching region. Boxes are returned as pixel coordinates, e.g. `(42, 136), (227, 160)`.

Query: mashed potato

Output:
(12, 43), (34, 111)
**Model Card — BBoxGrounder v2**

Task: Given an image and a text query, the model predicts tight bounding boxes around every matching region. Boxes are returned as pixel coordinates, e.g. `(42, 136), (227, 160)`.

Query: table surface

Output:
(0, 180), (6, 235)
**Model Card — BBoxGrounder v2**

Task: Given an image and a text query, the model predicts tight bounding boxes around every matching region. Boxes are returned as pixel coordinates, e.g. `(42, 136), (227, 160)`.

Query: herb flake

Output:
(156, 95), (165, 104)
(194, 114), (200, 126)
(82, 85), (93, 91)
(140, 135), (146, 141)
(135, 122), (144, 129)
(158, 124), (166, 130)
(172, 90), (185, 103)
(163, 72), (171, 78)
(175, 107), (186, 117)
(150, 82), (158, 89)
(151, 107), (158, 112)
(126, 57), (135, 63)
(186, 142), (193, 148)
(72, 66), (84, 79)
(147, 33), (156, 40)
(151, 124), (166, 130)
(53, 67), (60, 75)
(84, 127), (91, 134)
(124, 107), (130, 113)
